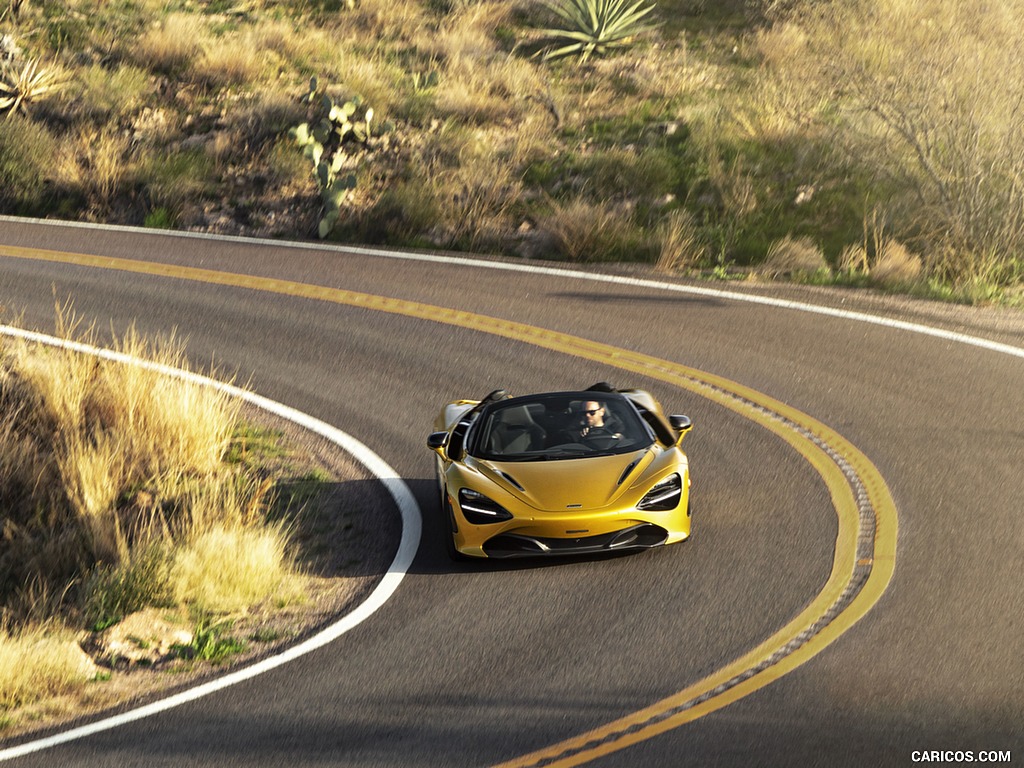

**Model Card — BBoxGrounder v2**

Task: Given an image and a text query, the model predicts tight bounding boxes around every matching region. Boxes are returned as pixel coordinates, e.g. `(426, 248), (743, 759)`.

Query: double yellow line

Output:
(1, 244), (898, 766)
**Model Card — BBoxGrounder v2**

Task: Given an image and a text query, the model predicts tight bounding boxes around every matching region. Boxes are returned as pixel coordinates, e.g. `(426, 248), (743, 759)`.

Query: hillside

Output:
(0, 0), (1021, 305)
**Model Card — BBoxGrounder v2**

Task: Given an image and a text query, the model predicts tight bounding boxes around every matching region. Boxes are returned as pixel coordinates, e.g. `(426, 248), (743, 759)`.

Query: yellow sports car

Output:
(427, 383), (693, 560)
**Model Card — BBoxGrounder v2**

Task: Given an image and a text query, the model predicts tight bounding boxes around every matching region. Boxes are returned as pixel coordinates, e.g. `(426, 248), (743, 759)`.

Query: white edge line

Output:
(2, 215), (1021, 360)
(0, 326), (422, 761)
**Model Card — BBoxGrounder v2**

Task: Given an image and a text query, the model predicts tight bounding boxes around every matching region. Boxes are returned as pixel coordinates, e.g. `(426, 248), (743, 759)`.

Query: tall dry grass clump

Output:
(130, 14), (204, 74)
(0, 626), (96, 712)
(656, 209), (705, 273)
(0, 314), (297, 632)
(539, 197), (643, 262)
(193, 29), (275, 88)
(759, 235), (828, 279)
(418, 125), (529, 249)
(172, 523), (294, 614)
(870, 239), (922, 287)
(54, 126), (135, 207)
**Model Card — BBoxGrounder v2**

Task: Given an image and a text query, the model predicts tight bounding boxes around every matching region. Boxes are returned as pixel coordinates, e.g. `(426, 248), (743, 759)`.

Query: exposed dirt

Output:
(1, 404), (403, 742)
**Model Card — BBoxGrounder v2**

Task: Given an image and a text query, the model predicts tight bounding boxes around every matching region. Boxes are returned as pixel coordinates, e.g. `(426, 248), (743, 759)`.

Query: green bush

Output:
(76, 64), (151, 122)
(84, 546), (174, 632)
(0, 116), (57, 208)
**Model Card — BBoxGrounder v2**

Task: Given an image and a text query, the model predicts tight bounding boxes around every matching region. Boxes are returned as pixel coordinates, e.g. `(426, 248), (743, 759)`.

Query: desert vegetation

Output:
(0, 312), (303, 724)
(0, 0), (1021, 304)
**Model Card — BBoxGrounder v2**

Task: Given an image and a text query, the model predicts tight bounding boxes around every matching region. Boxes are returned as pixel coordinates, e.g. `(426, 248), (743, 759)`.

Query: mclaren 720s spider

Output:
(427, 383), (693, 560)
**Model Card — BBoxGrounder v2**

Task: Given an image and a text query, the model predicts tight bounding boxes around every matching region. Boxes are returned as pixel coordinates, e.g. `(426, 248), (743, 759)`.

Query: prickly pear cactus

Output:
(289, 77), (375, 238)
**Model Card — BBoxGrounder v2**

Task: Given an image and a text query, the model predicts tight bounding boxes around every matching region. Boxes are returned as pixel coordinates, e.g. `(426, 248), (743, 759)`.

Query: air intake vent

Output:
(498, 471), (524, 491)
(616, 458), (642, 487)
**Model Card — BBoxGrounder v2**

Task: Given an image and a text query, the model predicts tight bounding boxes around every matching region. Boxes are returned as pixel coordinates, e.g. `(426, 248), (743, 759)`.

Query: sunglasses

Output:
(583, 408), (602, 415)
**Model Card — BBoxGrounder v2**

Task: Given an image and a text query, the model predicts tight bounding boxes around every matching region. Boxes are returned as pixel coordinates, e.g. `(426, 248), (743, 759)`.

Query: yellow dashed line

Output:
(2, 245), (898, 766)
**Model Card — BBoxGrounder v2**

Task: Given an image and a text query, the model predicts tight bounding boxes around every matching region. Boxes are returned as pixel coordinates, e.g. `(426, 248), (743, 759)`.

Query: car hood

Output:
(471, 449), (655, 511)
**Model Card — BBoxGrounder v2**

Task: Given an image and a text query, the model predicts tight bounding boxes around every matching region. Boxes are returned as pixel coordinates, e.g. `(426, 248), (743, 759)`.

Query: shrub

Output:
(139, 149), (215, 216)
(0, 115), (57, 207)
(75, 64), (151, 122)
(870, 239), (922, 287)
(759, 235), (828, 278)
(364, 179), (440, 243)
(760, 0), (1024, 288)
(84, 546), (174, 631)
(539, 197), (647, 262)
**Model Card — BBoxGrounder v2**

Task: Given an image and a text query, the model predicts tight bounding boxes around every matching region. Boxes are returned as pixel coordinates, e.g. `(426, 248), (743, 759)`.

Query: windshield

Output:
(469, 392), (654, 461)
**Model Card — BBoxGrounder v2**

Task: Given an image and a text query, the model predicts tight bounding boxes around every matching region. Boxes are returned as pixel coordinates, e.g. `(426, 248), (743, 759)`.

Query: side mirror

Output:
(427, 431), (449, 457)
(669, 415), (692, 444)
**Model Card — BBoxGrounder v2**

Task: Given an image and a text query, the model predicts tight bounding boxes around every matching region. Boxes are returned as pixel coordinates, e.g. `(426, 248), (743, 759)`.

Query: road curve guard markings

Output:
(0, 247), (898, 765)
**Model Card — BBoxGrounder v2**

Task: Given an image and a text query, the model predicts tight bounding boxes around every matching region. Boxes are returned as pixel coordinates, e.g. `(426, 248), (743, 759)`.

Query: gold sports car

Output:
(427, 383), (693, 560)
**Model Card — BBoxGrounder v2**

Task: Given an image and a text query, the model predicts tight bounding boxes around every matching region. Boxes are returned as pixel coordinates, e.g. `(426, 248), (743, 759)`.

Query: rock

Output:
(64, 640), (101, 680)
(89, 609), (193, 667)
(181, 133), (213, 150)
(794, 184), (815, 205)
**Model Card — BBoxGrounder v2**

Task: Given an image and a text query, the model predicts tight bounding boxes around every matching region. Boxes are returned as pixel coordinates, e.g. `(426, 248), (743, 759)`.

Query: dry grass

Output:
(347, 0), (433, 47)
(656, 209), (705, 273)
(75, 64), (151, 122)
(130, 14), (204, 74)
(194, 32), (270, 88)
(0, 626), (96, 711)
(1, 0), (1020, 299)
(591, 41), (718, 101)
(759, 235), (828, 278)
(871, 239), (922, 286)
(539, 197), (642, 262)
(436, 53), (539, 124)
(838, 242), (869, 274)
(0, 310), (308, 721)
(0, 312), (293, 627)
(759, 0), (1024, 288)
(171, 524), (296, 614)
(418, 124), (529, 248)
(54, 125), (135, 206)
(418, 3), (542, 124)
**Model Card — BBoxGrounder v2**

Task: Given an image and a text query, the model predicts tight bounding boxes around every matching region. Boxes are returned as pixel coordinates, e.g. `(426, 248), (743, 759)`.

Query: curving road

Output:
(0, 218), (1021, 767)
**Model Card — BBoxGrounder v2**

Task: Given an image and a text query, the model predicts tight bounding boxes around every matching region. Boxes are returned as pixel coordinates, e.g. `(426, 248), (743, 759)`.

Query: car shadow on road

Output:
(282, 476), (404, 582)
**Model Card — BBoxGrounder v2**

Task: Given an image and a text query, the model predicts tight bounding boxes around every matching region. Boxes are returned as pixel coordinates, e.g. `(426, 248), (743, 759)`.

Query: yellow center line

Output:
(1, 245), (898, 766)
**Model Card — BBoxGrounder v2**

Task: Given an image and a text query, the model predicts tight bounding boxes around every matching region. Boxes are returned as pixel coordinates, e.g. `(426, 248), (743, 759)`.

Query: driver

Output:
(568, 400), (622, 441)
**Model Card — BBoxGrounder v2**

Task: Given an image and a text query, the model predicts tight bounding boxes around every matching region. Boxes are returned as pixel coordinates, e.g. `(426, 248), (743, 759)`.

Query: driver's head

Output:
(582, 400), (605, 427)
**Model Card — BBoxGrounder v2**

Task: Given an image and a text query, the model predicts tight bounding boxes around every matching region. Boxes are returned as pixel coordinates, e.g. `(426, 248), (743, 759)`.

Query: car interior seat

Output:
(489, 405), (546, 454)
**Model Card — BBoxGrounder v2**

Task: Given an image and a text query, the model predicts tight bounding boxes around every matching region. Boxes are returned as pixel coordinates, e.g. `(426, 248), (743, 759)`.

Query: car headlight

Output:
(458, 488), (513, 524)
(637, 473), (682, 511)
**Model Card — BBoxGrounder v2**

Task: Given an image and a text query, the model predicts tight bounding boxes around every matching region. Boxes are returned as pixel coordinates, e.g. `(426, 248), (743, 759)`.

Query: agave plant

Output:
(0, 59), (64, 118)
(539, 0), (659, 64)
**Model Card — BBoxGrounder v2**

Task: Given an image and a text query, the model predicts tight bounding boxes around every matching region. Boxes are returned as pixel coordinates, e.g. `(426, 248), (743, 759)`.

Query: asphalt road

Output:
(0, 218), (1021, 767)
